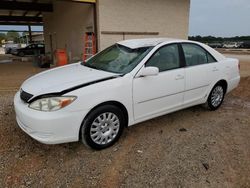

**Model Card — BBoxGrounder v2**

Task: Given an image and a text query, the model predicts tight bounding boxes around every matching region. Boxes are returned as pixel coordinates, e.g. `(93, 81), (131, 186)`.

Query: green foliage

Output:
(0, 33), (6, 44)
(22, 31), (29, 36)
(6, 31), (20, 43)
(189, 35), (250, 43)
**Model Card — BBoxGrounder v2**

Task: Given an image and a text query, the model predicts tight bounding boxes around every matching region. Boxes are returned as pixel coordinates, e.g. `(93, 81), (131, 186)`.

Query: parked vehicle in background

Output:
(239, 41), (250, 49)
(14, 38), (240, 150)
(4, 43), (20, 54)
(223, 42), (240, 48)
(15, 43), (45, 56)
(208, 43), (223, 48)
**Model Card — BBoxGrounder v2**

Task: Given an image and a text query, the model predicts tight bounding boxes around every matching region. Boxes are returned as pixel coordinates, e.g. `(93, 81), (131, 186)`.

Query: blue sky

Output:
(0, 25), (43, 33)
(0, 0), (250, 37)
(189, 0), (250, 37)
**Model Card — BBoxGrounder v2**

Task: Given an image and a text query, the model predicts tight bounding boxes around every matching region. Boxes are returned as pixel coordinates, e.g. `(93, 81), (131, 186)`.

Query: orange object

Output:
(56, 49), (68, 66)
(83, 32), (96, 61)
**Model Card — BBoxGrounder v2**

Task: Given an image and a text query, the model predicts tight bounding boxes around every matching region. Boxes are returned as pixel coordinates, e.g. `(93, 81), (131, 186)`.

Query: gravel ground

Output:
(0, 54), (250, 187)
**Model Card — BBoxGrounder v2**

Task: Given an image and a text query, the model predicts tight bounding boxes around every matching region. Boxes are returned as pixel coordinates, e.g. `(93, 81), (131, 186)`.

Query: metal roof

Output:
(0, 0), (96, 26)
(0, 0), (53, 26)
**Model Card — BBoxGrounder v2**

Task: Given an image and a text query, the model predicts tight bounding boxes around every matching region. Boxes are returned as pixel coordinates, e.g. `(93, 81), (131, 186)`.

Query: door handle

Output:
(175, 75), (184, 80)
(212, 67), (219, 72)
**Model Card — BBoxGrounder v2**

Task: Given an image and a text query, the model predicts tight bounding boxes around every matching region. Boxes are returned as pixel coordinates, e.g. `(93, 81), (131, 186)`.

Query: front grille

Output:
(20, 89), (33, 103)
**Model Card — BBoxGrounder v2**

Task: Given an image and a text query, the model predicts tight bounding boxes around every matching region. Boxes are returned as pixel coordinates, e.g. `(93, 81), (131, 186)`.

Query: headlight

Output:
(29, 96), (77, 112)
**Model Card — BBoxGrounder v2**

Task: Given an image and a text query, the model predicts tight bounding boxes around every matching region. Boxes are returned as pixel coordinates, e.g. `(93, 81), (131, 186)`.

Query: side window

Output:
(207, 52), (216, 63)
(146, 44), (180, 72)
(37, 44), (44, 48)
(28, 45), (35, 49)
(182, 43), (216, 66)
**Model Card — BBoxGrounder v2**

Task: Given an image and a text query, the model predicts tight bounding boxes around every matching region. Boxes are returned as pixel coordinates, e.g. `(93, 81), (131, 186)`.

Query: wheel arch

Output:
(205, 79), (228, 102)
(78, 100), (129, 140)
(215, 79), (228, 93)
(205, 79), (228, 110)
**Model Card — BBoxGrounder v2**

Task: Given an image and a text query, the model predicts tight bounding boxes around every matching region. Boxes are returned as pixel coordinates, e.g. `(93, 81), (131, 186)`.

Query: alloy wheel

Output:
(90, 112), (120, 145)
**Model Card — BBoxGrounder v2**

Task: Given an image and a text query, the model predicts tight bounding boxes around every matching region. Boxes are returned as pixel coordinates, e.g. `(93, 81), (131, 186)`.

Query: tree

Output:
(6, 31), (20, 43)
(0, 33), (6, 44)
(189, 35), (250, 43)
(22, 31), (29, 37)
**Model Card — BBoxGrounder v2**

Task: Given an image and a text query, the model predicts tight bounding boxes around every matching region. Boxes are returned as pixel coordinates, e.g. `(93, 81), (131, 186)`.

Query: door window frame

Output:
(180, 42), (218, 67)
(144, 43), (185, 72)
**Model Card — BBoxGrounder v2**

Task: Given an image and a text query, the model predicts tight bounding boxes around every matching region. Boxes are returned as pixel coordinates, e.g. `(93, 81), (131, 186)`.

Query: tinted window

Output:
(146, 44), (180, 72)
(207, 52), (216, 63)
(37, 44), (44, 48)
(27, 44), (36, 49)
(182, 43), (216, 66)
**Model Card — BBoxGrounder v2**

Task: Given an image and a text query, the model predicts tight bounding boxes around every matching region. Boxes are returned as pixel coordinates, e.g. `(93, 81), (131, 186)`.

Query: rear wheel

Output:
(18, 52), (25, 57)
(80, 105), (125, 150)
(205, 84), (225, 110)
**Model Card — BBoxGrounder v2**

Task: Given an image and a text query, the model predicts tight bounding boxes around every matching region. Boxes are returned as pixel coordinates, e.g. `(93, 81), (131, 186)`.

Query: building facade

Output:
(43, 0), (190, 63)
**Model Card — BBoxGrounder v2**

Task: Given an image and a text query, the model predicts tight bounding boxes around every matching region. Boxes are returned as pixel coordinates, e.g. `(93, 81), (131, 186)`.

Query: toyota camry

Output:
(14, 38), (240, 150)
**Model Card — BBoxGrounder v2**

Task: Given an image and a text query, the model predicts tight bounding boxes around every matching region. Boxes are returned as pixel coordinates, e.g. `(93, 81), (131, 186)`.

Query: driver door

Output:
(133, 44), (185, 121)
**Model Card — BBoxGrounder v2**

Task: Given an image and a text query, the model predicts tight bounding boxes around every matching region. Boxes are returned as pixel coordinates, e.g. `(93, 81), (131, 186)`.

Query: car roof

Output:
(117, 38), (186, 49)
(116, 38), (226, 61)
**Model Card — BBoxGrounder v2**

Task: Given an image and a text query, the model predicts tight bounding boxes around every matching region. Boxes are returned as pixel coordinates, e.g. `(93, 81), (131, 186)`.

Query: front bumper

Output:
(14, 91), (88, 144)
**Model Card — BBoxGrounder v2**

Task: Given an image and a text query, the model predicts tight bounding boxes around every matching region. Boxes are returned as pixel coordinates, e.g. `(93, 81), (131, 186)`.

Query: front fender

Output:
(65, 75), (134, 125)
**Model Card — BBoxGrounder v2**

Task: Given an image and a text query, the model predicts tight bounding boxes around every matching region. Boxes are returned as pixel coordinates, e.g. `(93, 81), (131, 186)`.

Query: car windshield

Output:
(83, 44), (152, 74)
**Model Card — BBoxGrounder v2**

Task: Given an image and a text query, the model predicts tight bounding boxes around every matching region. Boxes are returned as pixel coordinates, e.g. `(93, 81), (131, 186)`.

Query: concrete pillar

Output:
(28, 25), (32, 43)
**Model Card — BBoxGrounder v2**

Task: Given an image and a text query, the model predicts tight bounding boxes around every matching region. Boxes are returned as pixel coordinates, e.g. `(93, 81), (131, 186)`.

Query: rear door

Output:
(181, 43), (217, 105)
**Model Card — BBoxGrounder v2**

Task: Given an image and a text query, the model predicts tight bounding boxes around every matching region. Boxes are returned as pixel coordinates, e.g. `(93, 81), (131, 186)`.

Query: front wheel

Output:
(205, 84), (225, 110)
(80, 105), (125, 150)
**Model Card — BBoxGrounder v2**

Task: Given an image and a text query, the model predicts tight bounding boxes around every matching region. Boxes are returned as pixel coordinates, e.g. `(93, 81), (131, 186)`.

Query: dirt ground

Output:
(0, 54), (250, 187)
(0, 56), (46, 91)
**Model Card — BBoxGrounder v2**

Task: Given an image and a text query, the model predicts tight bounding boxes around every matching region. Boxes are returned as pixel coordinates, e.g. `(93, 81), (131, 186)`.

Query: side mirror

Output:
(138, 66), (159, 77)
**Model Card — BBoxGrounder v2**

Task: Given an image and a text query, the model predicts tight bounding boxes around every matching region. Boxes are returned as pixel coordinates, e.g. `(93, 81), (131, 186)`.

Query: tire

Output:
(205, 84), (225, 111)
(18, 52), (25, 57)
(80, 105), (125, 150)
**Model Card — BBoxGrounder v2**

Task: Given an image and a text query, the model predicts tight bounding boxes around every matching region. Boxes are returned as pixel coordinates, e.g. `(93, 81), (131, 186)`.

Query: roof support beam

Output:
(0, 1), (53, 12)
(23, 11), (28, 16)
(0, 16), (42, 22)
(35, 12), (42, 17)
(0, 22), (43, 26)
(28, 25), (33, 43)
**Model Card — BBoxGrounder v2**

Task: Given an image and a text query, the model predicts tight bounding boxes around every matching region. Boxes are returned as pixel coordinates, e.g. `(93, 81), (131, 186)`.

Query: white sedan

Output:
(14, 38), (240, 149)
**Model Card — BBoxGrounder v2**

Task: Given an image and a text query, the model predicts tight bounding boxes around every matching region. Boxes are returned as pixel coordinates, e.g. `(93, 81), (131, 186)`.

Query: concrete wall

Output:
(43, 0), (190, 63)
(43, 1), (94, 63)
(32, 34), (44, 43)
(97, 0), (190, 50)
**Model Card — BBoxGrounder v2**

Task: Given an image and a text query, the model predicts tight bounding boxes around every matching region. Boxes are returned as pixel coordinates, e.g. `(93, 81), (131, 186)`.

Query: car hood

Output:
(21, 63), (118, 96)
